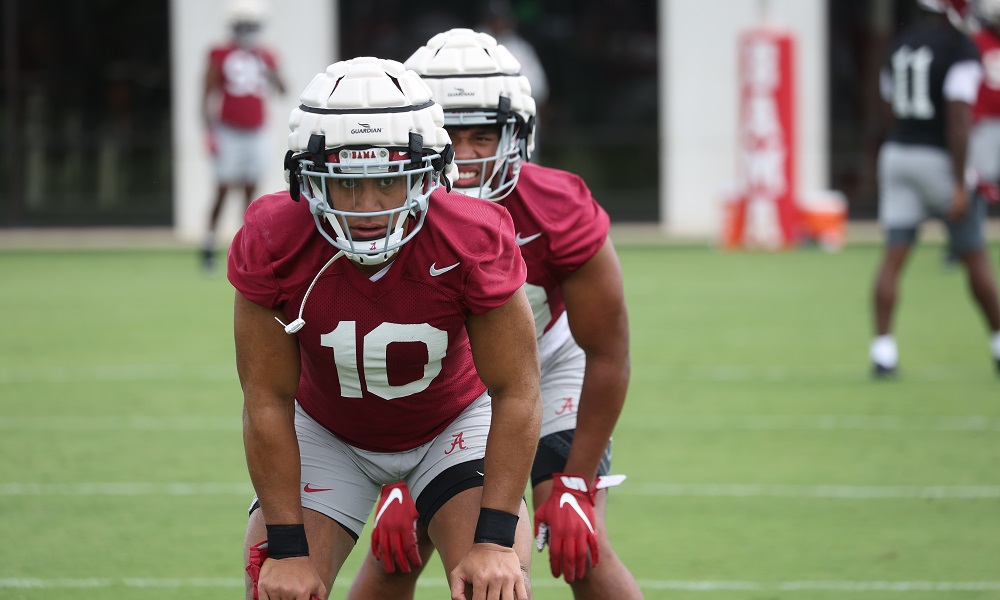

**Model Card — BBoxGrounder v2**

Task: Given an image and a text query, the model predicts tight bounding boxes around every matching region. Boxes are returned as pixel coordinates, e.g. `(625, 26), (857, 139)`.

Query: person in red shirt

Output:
(230, 56), (541, 600)
(201, 0), (286, 272)
(347, 29), (643, 600)
(971, 0), (1000, 203)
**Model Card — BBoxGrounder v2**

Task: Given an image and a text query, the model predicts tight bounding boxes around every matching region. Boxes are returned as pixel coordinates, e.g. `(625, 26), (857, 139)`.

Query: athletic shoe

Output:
(872, 362), (897, 379)
(201, 247), (216, 273)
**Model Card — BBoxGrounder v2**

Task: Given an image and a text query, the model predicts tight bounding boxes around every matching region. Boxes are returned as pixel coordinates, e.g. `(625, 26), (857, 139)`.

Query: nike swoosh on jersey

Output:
(374, 486), (404, 526)
(303, 483), (332, 493)
(558, 492), (595, 533)
(515, 232), (542, 246)
(429, 262), (460, 276)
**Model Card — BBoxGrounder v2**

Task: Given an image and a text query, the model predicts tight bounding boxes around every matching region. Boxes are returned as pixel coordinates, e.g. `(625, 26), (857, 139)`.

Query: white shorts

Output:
(214, 123), (269, 184)
(539, 336), (586, 438)
(970, 118), (1000, 182)
(252, 392), (491, 539)
(877, 142), (986, 252)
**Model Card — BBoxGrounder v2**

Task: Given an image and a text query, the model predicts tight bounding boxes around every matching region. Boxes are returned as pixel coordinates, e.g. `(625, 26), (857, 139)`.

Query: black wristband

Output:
(473, 507), (518, 548)
(265, 524), (309, 559)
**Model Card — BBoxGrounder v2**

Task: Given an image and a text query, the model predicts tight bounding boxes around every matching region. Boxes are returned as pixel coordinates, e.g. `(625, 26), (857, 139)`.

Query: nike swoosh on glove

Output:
(533, 473), (599, 582)
(371, 481), (422, 574)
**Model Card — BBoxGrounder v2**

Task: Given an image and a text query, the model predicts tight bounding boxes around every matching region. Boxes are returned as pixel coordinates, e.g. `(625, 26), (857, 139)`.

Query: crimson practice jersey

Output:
(208, 44), (278, 129)
(228, 188), (526, 452)
(974, 29), (1000, 120)
(490, 163), (609, 341)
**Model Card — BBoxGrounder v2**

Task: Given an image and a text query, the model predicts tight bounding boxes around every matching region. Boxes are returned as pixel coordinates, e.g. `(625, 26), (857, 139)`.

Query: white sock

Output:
(870, 335), (898, 367)
(991, 331), (1000, 360)
(203, 232), (217, 252)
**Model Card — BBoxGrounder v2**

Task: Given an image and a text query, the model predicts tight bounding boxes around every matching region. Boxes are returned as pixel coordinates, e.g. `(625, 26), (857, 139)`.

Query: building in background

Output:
(1, 1), (990, 241)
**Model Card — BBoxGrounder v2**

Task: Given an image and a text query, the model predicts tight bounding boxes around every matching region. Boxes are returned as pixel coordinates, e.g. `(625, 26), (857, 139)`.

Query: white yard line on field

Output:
(632, 364), (995, 383)
(0, 364), (234, 384)
(1, 482), (999, 499)
(2, 414), (999, 432)
(621, 483), (1000, 499)
(1, 363), (992, 385)
(2, 577), (1000, 592)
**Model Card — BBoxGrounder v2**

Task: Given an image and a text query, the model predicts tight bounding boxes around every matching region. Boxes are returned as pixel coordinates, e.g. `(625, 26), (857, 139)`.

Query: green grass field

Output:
(1, 242), (998, 599)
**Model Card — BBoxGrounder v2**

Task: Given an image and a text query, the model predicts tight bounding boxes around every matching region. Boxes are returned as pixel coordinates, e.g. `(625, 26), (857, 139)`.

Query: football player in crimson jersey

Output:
(970, 0), (1000, 203)
(201, 0), (286, 272)
(872, 0), (1000, 377)
(347, 30), (643, 600)
(229, 57), (541, 600)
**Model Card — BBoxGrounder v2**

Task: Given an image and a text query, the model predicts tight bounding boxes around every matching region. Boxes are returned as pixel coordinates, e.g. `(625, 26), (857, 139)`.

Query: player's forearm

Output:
(564, 351), (630, 481)
(947, 104), (971, 187)
(243, 399), (304, 525)
(481, 389), (541, 515)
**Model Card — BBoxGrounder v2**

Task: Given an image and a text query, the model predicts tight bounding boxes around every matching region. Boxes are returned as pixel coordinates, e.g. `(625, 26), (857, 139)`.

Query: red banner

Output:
(736, 27), (798, 248)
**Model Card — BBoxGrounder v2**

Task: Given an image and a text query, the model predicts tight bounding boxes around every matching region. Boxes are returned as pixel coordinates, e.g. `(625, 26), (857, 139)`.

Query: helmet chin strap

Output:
(279, 207), (410, 335)
(275, 250), (346, 334)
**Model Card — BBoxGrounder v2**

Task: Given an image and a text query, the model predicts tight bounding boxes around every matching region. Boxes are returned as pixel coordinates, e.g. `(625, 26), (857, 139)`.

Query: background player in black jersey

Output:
(872, 0), (1000, 377)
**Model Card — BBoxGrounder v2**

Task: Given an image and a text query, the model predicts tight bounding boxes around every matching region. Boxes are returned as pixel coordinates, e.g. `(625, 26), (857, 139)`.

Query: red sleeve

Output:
(262, 49), (278, 71)
(464, 206), (527, 315)
(227, 203), (284, 310)
(545, 174), (610, 281)
(208, 46), (226, 69)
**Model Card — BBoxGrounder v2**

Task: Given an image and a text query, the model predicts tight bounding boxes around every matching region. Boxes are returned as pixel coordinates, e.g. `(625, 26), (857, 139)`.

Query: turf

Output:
(0, 243), (998, 599)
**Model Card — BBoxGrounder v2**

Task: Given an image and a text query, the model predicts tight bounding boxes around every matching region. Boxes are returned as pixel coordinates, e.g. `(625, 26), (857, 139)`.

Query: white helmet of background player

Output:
(228, 0), (267, 46)
(404, 28), (535, 201)
(975, 0), (1000, 27)
(285, 57), (455, 265)
(917, 0), (977, 32)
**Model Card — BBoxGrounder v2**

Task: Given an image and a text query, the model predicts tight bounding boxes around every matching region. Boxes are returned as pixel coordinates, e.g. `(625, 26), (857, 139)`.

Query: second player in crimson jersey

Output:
(970, 3), (1000, 204)
(347, 28), (642, 600)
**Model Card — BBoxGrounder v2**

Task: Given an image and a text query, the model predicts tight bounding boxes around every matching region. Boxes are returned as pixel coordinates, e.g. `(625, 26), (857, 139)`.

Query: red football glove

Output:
(370, 482), (422, 574)
(534, 473), (600, 582)
(245, 541), (322, 600)
(976, 179), (1000, 204)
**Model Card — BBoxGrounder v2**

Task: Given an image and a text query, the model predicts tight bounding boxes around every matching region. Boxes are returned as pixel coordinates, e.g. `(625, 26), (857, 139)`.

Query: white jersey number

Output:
(891, 46), (935, 120)
(320, 321), (448, 400)
(222, 50), (267, 98)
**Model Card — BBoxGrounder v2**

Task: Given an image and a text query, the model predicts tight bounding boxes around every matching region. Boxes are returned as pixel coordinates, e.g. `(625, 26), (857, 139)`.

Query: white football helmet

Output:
(285, 57), (455, 265)
(228, 0), (266, 45)
(975, 0), (1000, 26)
(404, 28), (535, 201)
(917, 0), (977, 31)
(228, 0), (266, 25)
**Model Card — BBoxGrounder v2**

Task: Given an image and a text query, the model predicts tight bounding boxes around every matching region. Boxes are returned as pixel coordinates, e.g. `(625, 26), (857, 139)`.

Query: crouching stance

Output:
(229, 56), (541, 599)
(348, 29), (643, 600)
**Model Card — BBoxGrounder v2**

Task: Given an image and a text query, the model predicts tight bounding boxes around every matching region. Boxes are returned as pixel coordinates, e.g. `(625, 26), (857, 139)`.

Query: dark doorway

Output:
(339, 0), (659, 222)
(0, 0), (173, 227)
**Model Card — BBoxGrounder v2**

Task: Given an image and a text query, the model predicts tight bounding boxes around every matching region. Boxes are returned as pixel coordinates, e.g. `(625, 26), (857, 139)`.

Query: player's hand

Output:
(370, 482), (422, 574)
(448, 543), (527, 600)
(948, 186), (969, 221)
(976, 179), (1000, 204)
(534, 473), (599, 583)
(205, 129), (218, 156)
(246, 542), (324, 600)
